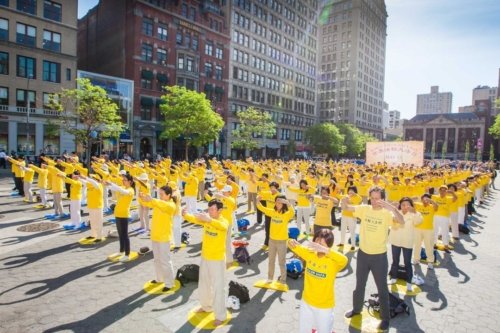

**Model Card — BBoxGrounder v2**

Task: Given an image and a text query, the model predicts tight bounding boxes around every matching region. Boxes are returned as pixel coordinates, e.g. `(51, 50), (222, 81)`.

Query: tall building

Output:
(317, 0), (387, 140)
(388, 110), (400, 128)
(416, 86), (452, 115)
(472, 85), (497, 110)
(226, 0), (319, 159)
(0, 0), (77, 156)
(78, 0), (230, 160)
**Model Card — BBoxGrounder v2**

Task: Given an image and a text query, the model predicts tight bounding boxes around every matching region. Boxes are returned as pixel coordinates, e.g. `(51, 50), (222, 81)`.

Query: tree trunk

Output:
(185, 141), (189, 161)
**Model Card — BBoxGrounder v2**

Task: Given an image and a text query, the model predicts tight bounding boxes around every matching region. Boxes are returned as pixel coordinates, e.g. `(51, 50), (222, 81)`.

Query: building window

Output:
(0, 18), (8, 41)
(141, 43), (153, 62)
(66, 68), (71, 81)
(17, 123), (35, 154)
(192, 35), (198, 51)
(205, 62), (212, 78)
(43, 1), (61, 22)
(42, 30), (61, 52)
(176, 31), (182, 44)
(215, 47), (223, 59)
(186, 56), (194, 72)
(215, 65), (222, 80)
(16, 89), (35, 108)
(157, 48), (167, 65)
(156, 73), (168, 91)
(141, 70), (153, 89)
(214, 86), (223, 102)
(17, 55), (36, 78)
(43, 123), (59, 154)
(157, 24), (168, 41)
(140, 97), (153, 120)
(189, 6), (196, 21)
(0, 87), (8, 105)
(181, 3), (187, 17)
(205, 41), (213, 56)
(17, 0), (37, 15)
(142, 18), (153, 36)
(42, 60), (60, 83)
(16, 23), (36, 47)
(0, 0), (8, 7)
(0, 52), (8, 75)
(177, 55), (184, 70)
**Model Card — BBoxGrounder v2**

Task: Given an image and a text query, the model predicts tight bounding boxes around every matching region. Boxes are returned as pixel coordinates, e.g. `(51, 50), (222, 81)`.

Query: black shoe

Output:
(378, 320), (390, 331)
(94, 238), (102, 243)
(162, 286), (171, 292)
(351, 246), (356, 251)
(344, 310), (360, 318)
(151, 280), (158, 284)
(171, 247), (180, 253)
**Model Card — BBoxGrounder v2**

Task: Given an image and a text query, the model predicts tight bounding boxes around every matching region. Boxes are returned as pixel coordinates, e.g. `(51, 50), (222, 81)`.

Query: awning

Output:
(140, 96), (154, 106)
(141, 70), (154, 80)
(214, 86), (224, 94)
(157, 73), (168, 83)
(204, 83), (213, 91)
(156, 99), (166, 107)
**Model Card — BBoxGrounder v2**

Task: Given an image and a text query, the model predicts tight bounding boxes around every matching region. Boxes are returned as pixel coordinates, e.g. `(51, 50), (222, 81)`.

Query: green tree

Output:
(464, 140), (470, 161)
(441, 140), (447, 160)
(287, 139), (296, 158)
(159, 85), (224, 160)
(231, 107), (276, 156)
(337, 124), (364, 157)
(430, 141), (436, 160)
(305, 123), (345, 158)
(49, 78), (123, 165)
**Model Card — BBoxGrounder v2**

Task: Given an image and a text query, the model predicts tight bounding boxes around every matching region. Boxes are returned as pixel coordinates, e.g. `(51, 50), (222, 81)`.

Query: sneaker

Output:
(63, 224), (75, 230)
(86, 236), (95, 240)
(388, 278), (397, 285)
(378, 320), (390, 331)
(338, 243), (344, 247)
(264, 279), (273, 284)
(407, 283), (413, 292)
(119, 255), (129, 262)
(151, 280), (159, 284)
(162, 286), (171, 292)
(344, 310), (360, 318)
(428, 263), (434, 270)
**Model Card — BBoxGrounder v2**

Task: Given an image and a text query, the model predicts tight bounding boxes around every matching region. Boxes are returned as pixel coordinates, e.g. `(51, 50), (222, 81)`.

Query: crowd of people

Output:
(4, 153), (496, 332)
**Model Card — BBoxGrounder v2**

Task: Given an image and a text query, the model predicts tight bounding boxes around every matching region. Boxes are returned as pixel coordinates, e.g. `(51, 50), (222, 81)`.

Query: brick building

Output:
(78, 0), (230, 159)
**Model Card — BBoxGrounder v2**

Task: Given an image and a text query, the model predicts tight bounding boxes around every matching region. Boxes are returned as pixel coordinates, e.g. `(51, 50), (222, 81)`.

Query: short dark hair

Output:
(269, 181), (279, 189)
(398, 196), (414, 210)
(320, 186), (330, 195)
(421, 193), (431, 200)
(313, 228), (334, 248)
(347, 185), (358, 194)
(369, 186), (384, 198)
(208, 198), (223, 210)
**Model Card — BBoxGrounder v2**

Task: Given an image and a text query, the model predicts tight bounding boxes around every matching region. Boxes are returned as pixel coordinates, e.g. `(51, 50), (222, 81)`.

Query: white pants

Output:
(152, 241), (175, 287)
(81, 183), (87, 205)
(413, 228), (434, 263)
(102, 185), (109, 210)
(340, 216), (357, 245)
(296, 206), (311, 233)
(139, 205), (150, 229)
(70, 200), (81, 226)
(299, 299), (334, 333)
(458, 207), (465, 225)
(450, 212), (459, 238)
(475, 188), (482, 203)
(184, 196), (197, 214)
(39, 188), (47, 205)
(232, 212), (238, 234)
(24, 181), (33, 201)
(434, 215), (449, 246)
(173, 215), (182, 247)
(199, 258), (227, 321)
(89, 208), (104, 239)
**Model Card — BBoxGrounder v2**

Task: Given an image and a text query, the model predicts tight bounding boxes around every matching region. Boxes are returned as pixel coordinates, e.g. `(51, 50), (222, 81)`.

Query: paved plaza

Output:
(0, 174), (499, 333)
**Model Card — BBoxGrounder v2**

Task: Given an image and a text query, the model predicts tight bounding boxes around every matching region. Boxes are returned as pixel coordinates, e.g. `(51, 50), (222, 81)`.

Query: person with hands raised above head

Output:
(288, 228), (348, 333)
(342, 186), (404, 332)
(181, 199), (229, 327)
(79, 174), (105, 241)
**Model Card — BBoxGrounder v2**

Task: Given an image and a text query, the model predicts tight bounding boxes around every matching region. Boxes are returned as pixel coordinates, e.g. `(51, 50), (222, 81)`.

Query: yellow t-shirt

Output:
(65, 178), (83, 201)
(31, 166), (48, 189)
(24, 168), (35, 183)
(354, 205), (393, 254)
(257, 203), (295, 240)
(313, 197), (334, 227)
(185, 214), (229, 260)
(145, 198), (176, 243)
(291, 244), (348, 308)
(114, 187), (135, 218)
(205, 194), (236, 224)
(48, 166), (65, 193)
(432, 194), (453, 217)
(342, 193), (363, 218)
(414, 202), (435, 230)
(385, 183), (402, 202)
(288, 186), (314, 207)
(86, 181), (103, 209)
(182, 174), (199, 197)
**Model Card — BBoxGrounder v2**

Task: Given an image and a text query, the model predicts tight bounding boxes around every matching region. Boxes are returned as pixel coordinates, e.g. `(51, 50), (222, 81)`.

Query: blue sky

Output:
(78, 0), (500, 120)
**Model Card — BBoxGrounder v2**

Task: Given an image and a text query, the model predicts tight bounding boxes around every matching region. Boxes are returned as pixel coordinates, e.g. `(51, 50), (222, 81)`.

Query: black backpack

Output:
(176, 264), (199, 286)
(181, 232), (191, 244)
(233, 247), (251, 264)
(228, 280), (250, 303)
(458, 224), (470, 234)
(394, 265), (408, 281)
(366, 293), (410, 319)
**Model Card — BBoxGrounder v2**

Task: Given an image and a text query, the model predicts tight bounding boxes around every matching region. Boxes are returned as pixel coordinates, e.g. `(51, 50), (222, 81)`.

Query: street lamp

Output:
(26, 74), (33, 154)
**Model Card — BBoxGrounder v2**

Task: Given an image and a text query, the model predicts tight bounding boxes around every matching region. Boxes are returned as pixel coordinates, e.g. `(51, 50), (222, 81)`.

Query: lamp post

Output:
(26, 74), (33, 154)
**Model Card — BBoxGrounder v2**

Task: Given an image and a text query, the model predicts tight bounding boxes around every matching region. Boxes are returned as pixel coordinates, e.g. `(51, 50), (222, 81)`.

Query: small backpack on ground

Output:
(394, 265), (408, 281)
(237, 219), (250, 232)
(181, 232), (191, 244)
(347, 233), (360, 246)
(288, 227), (300, 240)
(228, 280), (250, 304)
(366, 293), (410, 319)
(286, 258), (304, 279)
(233, 246), (251, 264)
(176, 264), (199, 286)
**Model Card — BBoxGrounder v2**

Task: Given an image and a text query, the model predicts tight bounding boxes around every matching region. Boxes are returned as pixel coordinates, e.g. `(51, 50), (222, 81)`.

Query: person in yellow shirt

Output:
(29, 163), (49, 207)
(48, 164), (67, 218)
(256, 194), (295, 285)
(180, 170), (199, 214)
(257, 181), (280, 249)
(339, 186), (363, 250)
(106, 174), (135, 262)
(20, 164), (35, 202)
(169, 181), (183, 251)
(93, 163), (112, 214)
(134, 173), (151, 233)
(447, 184), (460, 240)
(288, 229), (347, 333)
(288, 180), (316, 236)
(182, 199), (229, 327)
(80, 174), (104, 241)
(6, 156), (25, 196)
(342, 186), (404, 331)
(431, 185), (457, 251)
(59, 171), (83, 229)
(311, 186), (338, 234)
(245, 168), (258, 213)
(140, 186), (176, 292)
(413, 194), (438, 269)
(385, 176), (402, 204)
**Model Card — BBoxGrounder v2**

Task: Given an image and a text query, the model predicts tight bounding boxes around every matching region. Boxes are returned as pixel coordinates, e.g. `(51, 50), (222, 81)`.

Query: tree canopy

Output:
(231, 107), (276, 153)
(305, 123), (345, 157)
(159, 85), (224, 159)
(489, 98), (500, 138)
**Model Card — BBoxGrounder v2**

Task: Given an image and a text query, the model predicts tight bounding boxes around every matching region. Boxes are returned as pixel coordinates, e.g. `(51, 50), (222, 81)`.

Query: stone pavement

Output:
(0, 175), (500, 333)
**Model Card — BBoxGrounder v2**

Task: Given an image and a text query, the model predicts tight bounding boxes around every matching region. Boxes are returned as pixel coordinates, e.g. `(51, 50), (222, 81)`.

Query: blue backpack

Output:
(237, 219), (250, 232)
(288, 227), (300, 240)
(286, 258), (303, 279)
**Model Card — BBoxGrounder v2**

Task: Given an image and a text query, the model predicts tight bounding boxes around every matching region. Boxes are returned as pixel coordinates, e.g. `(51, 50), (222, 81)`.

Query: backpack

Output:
(237, 219), (250, 232)
(395, 265), (408, 281)
(458, 224), (470, 234)
(181, 232), (190, 244)
(288, 227), (300, 240)
(366, 293), (410, 319)
(176, 264), (199, 286)
(233, 247), (251, 264)
(347, 233), (360, 246)
(228, 280), (250, 303)
(286, 258), (303, 279)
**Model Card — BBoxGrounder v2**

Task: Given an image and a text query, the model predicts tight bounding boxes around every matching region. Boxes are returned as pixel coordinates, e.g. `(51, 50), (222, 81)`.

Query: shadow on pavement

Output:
(0, 242), (80, 270)
(424, 269), (448, 311)
(0, 228), (62, 246)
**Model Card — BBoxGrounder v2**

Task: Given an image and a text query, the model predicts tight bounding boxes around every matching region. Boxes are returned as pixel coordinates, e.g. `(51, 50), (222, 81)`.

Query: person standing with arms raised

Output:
(342, 186), (404, 331)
